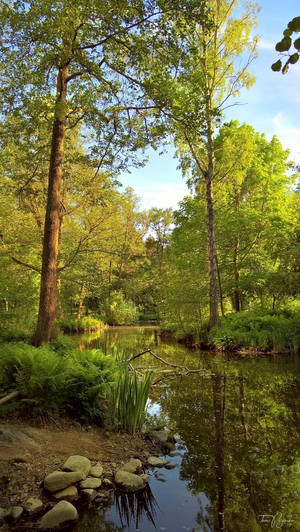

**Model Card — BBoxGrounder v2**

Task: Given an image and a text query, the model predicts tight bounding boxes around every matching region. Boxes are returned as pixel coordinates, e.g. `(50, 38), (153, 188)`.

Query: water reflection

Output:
(115, 484), (159, 528)
(74, 328), (300, 532)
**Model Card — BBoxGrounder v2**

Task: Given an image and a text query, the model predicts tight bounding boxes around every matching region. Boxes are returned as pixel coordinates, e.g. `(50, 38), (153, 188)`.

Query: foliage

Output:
(210, 310), (300, 352)
(0, 342), (117, 421)
(108, 366), (153, 433)
(104, 291), (139, 325)
(272, 17), (300, 73)
(60, 316), (105, 333)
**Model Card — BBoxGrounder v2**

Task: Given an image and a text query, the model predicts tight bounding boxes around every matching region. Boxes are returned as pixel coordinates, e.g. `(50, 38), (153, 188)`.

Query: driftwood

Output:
(129, 348), (214, 385)
(0, 390), (20, 406)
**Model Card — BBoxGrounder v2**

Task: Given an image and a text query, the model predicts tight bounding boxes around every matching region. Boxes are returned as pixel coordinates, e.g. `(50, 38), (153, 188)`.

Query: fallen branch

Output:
(129, 349), (189, 371)
(0, 390), (20, 406)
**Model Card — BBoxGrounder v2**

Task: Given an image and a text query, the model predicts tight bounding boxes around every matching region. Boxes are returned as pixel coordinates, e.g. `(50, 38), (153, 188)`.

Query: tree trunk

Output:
(77, 282), (86, 319)
(215, 252), (224, 317)
(233, 236), (241, 312)
(206, 170), (219, 328)
(33, 65), (69, 346)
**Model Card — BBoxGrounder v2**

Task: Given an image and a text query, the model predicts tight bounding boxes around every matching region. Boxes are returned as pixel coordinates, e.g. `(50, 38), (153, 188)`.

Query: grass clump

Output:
(60, 316), (105, 333)
(108, 366), (153, 433)
(210, 310), (300, 352)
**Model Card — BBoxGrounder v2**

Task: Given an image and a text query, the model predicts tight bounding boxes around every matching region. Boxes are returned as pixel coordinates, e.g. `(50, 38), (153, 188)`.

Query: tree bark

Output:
(33, 64), (69, 346)
(77, 282), (86, 319)
(205, 163), (219, 328)
(233, 236), (241, 312)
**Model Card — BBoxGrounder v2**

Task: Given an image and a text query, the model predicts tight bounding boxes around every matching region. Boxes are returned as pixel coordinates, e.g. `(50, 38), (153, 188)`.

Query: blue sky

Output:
(119, 0), (300, 210)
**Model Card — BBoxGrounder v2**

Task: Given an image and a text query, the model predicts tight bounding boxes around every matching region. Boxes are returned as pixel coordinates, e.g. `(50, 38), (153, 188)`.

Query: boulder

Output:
(10, 506), (23, 520)
(89, 463), (103, 478)
(147, 456), (169, 467)
(81, 489), (97, 502)
(149, 430), (169, 443)
(53, 486), (78, 501)
(39, 501), (78, 530)
(24, 498), (43, 515)
(79, 478), (102, 490)
(44, 471), (83, 493)
(120, 458), (142, 474)
(114, 470), (146, 491)
(63, 456), (91, 476)
(140, 474), (149, 483)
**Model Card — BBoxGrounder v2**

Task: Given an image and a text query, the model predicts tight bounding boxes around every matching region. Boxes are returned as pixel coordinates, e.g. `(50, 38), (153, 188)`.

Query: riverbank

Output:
(0, 417), (172, 530)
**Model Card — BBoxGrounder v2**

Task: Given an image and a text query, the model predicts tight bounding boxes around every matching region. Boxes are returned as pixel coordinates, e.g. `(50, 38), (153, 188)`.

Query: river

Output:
(73, 326), (300, 532)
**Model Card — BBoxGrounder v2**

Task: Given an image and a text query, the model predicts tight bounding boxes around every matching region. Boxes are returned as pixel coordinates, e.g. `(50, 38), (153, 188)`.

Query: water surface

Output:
(74, 326), (300, 532)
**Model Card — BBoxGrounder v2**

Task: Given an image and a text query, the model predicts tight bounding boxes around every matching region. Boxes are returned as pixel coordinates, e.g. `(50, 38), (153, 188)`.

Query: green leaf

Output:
(275, 37), (292, 52)
(289, 52), (299, 64)
(287, 17), (300, 32)
(283, 29), (292, 37)
(294, 37), (300, 51)
(271, 60), (282, 72)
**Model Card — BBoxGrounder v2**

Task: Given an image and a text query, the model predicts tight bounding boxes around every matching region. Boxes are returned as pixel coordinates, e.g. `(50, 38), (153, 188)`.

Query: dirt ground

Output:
(0, 417), (153, 511)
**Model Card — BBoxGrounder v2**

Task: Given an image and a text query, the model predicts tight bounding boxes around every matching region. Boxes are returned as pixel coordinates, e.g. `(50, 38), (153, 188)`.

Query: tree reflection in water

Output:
(115, 484), (159, 529)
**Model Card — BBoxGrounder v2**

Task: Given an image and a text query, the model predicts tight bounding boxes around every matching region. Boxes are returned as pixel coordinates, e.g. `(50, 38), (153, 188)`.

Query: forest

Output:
(0, 1), (299, 530)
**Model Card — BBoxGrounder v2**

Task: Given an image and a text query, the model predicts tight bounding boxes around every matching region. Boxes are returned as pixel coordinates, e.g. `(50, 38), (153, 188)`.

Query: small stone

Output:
(114, 470), (146, 491)
(140, 474), (149, 483)
(121, 458), (142, 474)
(80, 478), (102, 489)
(102, 478), (113, 488)
(39, 501), (78, 530)
(147, 456), (169, 467)
(53, 486), (78, 501)
(10, 506), (23, 520)
(149, 430), (169, 443)
(63, 456), (91, 476)
(81, 489), (97, 501)
(89, 463), (103, 478)
(24, 498), (43, 515)
(165, 463), (178, 470)
(44, 471), (83, 493)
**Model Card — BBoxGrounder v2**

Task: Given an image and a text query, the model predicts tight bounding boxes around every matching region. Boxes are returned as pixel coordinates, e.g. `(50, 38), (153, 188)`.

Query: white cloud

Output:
(133, 182), (190, 210)
(272, 112), (300, 164)
(258, 39), (275, 51)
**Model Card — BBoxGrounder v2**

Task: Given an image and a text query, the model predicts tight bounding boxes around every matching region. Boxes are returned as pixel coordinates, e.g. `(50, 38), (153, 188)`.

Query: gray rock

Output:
(81, 489), (97, 501)
(150, 430), (169, 443)
(120, 458), (142, 474)
(79, 478), (102, 489)
(89, 463), (103, 478)
(63, 456), (91, 476)
(114, 470), (146, 491)
(24, 498), (43, 515)
(147, 456), (169, 467)
(10, 506), (23, 520)
(53, 486), (78, 501)
(39, 501), (78, 530)
(44, 471), (83, 493)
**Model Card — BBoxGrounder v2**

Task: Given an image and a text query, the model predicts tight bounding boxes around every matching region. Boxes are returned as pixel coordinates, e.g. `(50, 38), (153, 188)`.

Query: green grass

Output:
(210, 309), (300, 352)
(108, 365), (153, 433)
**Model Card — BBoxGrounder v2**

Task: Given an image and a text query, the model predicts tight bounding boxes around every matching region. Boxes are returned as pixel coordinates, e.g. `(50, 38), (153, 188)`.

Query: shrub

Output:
(104, 291), (138, 325)
(0, 342), (117, 421)
(60, 316), (104, 333)
(210, 310), (300, 352)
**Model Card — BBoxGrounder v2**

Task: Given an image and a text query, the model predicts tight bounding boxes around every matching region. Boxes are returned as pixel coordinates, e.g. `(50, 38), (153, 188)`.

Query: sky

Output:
(118, 0), (300, 210)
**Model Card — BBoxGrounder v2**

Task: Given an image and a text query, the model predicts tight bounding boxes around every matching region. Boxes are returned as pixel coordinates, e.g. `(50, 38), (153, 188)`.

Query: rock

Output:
(24, 498), (43, 515)
(120, 458), (142, 474)
(39, 501), (78, 530)
(10, 506), (23, 520)
(147, 456), (169, 467)
(168, 451), (182, 457)
(53, 486), (78, 501)
(89, 462), (103, 478)
(63, 456), (91, 477)
(0, 508), (10, 524)
(102, 478), (113, 488)
(164, 441), (176, 452)
(79, 478), (102, 489)
(44, 471), (83, 493)
(140, 474), (149, 483)
(81, 489), (97, 501)
(165, 463), (178, 470)
(11, 453), (31, 463)
(114, 470), (146, 491)
(149, 430), (169, 443)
